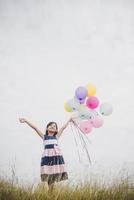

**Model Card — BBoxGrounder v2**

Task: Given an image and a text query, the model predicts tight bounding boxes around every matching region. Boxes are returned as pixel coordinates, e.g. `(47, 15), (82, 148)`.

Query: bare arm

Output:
(56, 117), (72, 139)
(19, 118), (44, 139)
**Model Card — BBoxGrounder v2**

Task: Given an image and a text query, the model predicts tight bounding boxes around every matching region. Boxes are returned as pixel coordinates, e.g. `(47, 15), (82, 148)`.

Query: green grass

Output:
(0, 175), (134, 200)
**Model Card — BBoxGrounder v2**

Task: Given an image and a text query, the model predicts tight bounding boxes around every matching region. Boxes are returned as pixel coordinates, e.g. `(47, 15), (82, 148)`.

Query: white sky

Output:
(0, 0), (134, 185)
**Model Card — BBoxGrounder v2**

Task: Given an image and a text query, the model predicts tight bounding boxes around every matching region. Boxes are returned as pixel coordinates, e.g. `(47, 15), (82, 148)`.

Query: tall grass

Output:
(0, 173), (134, 200)
(0, 162), (134, 200)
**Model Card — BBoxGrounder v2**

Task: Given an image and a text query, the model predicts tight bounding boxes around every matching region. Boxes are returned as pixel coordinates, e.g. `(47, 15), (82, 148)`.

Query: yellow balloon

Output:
(64, 102), (72, 112)
(86, 83), (96, 96)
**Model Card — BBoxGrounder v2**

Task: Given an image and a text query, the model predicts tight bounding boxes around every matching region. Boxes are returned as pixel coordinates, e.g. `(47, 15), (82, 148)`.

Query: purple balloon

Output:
(74, 95), (86, 104)
(75, 86), (88, 100)
(79, 98), (86, 104)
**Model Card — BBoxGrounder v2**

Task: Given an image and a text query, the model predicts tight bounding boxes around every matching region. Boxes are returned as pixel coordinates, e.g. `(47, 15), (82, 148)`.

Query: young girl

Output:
(19, 117), (73, 191)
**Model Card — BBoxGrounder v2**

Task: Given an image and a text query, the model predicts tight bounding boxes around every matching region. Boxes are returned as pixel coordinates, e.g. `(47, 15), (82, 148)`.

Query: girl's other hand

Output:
(69, 115), (78, 126)
(69, 116), (75, 122)
(19, 118), (27, 123)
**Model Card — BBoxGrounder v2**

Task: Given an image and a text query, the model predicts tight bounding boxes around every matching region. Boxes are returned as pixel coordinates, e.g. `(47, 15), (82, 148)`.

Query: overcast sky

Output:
(0, 0), (134, 185)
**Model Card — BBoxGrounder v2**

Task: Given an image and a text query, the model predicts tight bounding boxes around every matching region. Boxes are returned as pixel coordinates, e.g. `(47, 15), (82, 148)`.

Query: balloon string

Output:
(71, 120), (88, 148)
(76, 126), (91, 164)
(76, 126), (92, 165)
(72, 122), (85, 152)
(70, 122), (89, 164)
(74, 122), (85, 155)
(70, 123), (81, 163)
(72, 120), (92, 165)
(72, 119), (92, 145)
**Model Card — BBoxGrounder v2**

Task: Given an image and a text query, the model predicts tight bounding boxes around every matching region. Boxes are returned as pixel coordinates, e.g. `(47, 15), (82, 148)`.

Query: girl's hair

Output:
(45, 122), (58, 136)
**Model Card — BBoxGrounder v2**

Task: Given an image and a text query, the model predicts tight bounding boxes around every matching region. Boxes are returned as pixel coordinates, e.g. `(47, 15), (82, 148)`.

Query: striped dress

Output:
(40, 134), (68, 184)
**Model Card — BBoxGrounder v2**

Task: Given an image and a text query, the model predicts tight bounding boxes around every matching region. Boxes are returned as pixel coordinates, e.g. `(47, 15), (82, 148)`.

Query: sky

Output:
(0, 0), (134, 185)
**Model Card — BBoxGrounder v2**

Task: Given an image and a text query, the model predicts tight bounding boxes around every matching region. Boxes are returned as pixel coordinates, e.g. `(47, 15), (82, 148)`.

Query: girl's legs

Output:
(48, 182), (55, 193)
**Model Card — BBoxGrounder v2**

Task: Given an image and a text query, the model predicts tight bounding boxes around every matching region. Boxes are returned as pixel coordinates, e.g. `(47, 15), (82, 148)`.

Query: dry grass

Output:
(0, 174), (134, 200)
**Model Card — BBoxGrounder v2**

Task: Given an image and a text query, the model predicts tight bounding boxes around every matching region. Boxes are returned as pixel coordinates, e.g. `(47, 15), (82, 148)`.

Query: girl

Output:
(19, 117), (73, 192)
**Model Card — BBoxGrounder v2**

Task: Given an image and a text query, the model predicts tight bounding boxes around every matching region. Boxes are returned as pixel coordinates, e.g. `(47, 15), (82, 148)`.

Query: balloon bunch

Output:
(64, 83), (113, 134)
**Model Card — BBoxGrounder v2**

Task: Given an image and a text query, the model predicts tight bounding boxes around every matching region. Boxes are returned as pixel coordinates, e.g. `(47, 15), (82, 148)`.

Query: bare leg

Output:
(48, 182), (55, 194)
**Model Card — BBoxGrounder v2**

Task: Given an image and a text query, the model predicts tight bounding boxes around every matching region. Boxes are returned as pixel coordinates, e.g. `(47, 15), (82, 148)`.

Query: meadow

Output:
(0, 172), (134, 200)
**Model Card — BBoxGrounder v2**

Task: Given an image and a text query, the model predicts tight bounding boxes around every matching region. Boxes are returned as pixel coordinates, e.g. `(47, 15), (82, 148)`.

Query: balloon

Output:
(74, 96), (86, 104)
(75, 86), (88, 101)
(79, 120), (93, 134)
(66, 98), (80, 112)
(78, 105), (91, 120)
(64, 102), (72, 112)
(86, 83), (96, 96)
(99, 103), (113, 116)
(88, 109), (99, 119)
(91, 116), (104, 128)
(86, 96), (99, 109)
(79, 98), (86, 104)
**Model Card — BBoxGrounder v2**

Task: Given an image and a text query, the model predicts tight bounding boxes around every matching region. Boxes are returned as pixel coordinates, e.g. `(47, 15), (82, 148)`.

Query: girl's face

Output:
(47, 123), (57, 134)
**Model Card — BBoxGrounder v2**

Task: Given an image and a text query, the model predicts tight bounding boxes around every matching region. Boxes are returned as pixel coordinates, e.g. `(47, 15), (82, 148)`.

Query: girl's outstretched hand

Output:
(69, 116), (76, 123)
(68, 116), (73, 122)
(19, 118), (27, 123)
(69, 115), (78, 127)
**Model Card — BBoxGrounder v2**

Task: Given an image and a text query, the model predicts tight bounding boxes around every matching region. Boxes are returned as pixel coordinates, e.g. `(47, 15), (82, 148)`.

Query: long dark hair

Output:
(45, 122), (58, 136)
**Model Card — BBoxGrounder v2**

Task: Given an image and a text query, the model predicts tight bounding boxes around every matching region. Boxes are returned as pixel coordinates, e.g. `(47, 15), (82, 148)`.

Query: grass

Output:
(0, 174), (134, 200)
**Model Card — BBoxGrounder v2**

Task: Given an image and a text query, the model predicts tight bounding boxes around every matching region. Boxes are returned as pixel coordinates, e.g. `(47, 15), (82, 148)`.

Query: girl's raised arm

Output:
(19, 118), (44, 139)
(56, 117), (73, 139)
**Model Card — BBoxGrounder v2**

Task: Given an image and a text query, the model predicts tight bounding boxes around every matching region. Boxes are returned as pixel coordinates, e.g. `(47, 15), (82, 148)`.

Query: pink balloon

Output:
(91, 116), (104, 128)
(79, 120), (93, 134)
(86, 96), (99, 109)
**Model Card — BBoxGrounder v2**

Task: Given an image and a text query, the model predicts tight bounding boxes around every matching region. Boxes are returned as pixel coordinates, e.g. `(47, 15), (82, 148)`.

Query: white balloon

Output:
(99, 103), (113, 116)
(88, 109), (99, 119)
(66, 98), (80, 112)
(78, 106), (91, 120)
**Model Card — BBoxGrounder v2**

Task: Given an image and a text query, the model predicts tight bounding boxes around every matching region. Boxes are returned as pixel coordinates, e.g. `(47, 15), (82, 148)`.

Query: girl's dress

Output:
(40, 134), (68, 184)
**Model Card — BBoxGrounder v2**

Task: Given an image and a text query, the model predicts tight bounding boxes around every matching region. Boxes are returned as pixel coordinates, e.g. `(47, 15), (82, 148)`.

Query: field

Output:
(0, 174), (134, 200)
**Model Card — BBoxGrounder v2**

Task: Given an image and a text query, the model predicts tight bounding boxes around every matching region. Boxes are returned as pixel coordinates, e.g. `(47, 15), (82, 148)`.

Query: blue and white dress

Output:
(40, 134), (68, 184)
